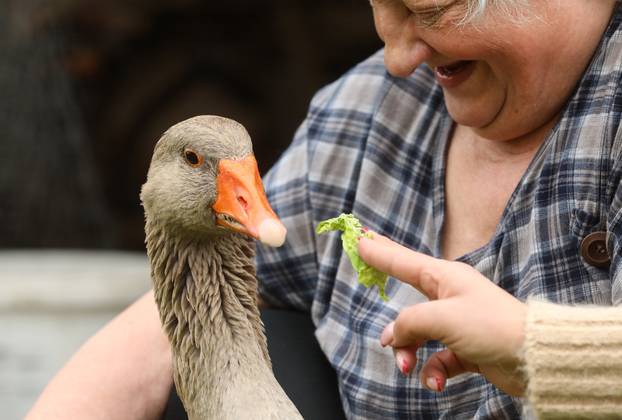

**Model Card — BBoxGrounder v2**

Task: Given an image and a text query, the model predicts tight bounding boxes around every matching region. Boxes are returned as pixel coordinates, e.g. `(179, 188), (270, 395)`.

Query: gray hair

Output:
(369, 0), (531, 25)
(466, 0), (529, 22)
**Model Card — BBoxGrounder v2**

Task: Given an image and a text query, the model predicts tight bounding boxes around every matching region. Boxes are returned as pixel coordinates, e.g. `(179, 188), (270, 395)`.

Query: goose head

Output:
(141, 115), (286, 247)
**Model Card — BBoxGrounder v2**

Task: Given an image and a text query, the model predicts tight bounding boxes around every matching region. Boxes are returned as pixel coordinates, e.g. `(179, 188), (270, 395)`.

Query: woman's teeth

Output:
(436, 61), (471, 77)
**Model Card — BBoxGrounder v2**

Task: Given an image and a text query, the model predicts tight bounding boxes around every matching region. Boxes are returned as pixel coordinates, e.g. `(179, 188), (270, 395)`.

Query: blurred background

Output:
(0, 0), (381, 417)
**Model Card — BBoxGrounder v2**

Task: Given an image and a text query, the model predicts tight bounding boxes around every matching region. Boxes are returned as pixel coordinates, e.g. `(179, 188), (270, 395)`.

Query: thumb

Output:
(419, 349), (479, 392)
(391, 300), (447, 348)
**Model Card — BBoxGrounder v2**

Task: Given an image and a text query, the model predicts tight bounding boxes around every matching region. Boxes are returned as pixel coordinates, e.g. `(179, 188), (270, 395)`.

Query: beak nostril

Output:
(238, 196), (248, 210)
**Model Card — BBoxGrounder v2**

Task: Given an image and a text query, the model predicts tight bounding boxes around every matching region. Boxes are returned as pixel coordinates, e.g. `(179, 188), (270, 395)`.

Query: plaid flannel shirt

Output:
(257, 7), (622, 419)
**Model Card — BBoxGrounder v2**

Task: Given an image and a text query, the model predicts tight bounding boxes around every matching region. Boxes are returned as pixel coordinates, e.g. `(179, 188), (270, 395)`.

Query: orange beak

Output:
(212, 155), (286, 247)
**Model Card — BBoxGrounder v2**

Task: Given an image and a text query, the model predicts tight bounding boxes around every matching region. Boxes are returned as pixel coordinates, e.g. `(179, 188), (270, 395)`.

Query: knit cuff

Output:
(524, 299), (622, 419)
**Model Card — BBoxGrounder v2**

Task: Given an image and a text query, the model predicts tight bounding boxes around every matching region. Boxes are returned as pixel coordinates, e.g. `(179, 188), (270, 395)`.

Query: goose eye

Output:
(184, 149), (203, 167)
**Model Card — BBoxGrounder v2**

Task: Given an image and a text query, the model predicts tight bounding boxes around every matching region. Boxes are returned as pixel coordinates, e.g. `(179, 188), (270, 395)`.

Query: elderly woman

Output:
(28, 0), (622, 419)
(256, 0), (621, 417)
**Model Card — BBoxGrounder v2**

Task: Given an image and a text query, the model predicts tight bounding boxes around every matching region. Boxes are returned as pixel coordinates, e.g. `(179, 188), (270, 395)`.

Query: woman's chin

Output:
(444, 94), (506, 137)
(446, 107), (498, 131)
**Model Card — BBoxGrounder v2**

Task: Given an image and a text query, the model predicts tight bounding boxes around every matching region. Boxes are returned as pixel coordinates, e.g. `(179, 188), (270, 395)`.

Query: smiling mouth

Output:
(436, 60), (473, 77)
(434, 60), (475, 88)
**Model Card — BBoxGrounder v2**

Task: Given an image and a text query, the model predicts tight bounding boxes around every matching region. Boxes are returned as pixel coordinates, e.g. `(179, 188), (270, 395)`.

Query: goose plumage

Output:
(140, 115), (302, 420)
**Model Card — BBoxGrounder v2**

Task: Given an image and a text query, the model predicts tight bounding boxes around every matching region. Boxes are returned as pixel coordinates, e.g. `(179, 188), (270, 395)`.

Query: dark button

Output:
(580, 231), (610, 268)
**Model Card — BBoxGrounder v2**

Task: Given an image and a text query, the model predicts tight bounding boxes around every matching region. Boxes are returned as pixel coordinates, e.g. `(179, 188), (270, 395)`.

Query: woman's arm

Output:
(26, 291), (173, 420)
(525, 300), (622, 418)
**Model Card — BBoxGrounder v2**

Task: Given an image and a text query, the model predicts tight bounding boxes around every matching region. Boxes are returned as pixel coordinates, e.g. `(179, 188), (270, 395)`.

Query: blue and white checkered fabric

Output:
(257, 8), (622, 419)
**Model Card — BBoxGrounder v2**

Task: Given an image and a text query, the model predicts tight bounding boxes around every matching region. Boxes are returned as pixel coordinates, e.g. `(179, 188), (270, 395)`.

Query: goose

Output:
(140, 115), (303, 420)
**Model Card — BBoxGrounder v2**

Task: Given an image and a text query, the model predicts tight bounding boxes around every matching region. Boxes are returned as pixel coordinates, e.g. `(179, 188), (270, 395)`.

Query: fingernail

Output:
(362, 227), (369, 233)
(380, 322), (395, 347)
(396, 352), (410, 375)
(426, 377), (443, 392)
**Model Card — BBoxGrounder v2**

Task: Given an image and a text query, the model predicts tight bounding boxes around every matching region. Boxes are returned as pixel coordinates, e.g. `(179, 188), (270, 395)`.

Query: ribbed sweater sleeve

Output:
(524, 299), (622, 419)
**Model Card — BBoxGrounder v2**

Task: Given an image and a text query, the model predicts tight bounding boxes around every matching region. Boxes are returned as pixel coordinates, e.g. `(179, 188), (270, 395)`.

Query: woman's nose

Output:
(373, 3), (434, 78)
(383, 39), (433, 77)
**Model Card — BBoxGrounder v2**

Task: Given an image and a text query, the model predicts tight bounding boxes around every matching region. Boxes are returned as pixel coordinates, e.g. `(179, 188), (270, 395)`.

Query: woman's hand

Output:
(358, 233), (527, 396)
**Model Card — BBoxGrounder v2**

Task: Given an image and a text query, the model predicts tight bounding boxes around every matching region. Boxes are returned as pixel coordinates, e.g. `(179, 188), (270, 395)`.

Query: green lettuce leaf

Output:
(316, 213), (388, 301)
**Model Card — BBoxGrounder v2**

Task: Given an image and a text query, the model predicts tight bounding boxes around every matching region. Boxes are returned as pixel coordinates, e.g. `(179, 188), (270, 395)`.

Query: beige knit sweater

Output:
(524, 300), (622, 419)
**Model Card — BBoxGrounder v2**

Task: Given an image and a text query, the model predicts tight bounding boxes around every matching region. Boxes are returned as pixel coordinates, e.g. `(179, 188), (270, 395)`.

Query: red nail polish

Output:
(435, 377), (443, 392)
(401, 359), (410, 375)
(362, 227), (369, 233)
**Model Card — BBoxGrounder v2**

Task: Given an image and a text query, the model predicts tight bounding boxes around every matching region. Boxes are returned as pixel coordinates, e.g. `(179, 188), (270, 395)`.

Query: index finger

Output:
(358, 234), (443, 300)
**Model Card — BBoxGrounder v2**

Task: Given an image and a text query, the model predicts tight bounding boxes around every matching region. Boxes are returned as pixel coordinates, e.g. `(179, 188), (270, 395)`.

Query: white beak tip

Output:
(258, 219), (287, 247)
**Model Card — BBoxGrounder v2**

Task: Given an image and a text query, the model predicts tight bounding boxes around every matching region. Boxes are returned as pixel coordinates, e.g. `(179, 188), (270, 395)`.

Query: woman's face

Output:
(372, 0), (617, 141)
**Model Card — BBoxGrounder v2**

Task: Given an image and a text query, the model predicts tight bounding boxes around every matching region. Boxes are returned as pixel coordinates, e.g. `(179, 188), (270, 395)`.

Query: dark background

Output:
(0, 0), (382, 250)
